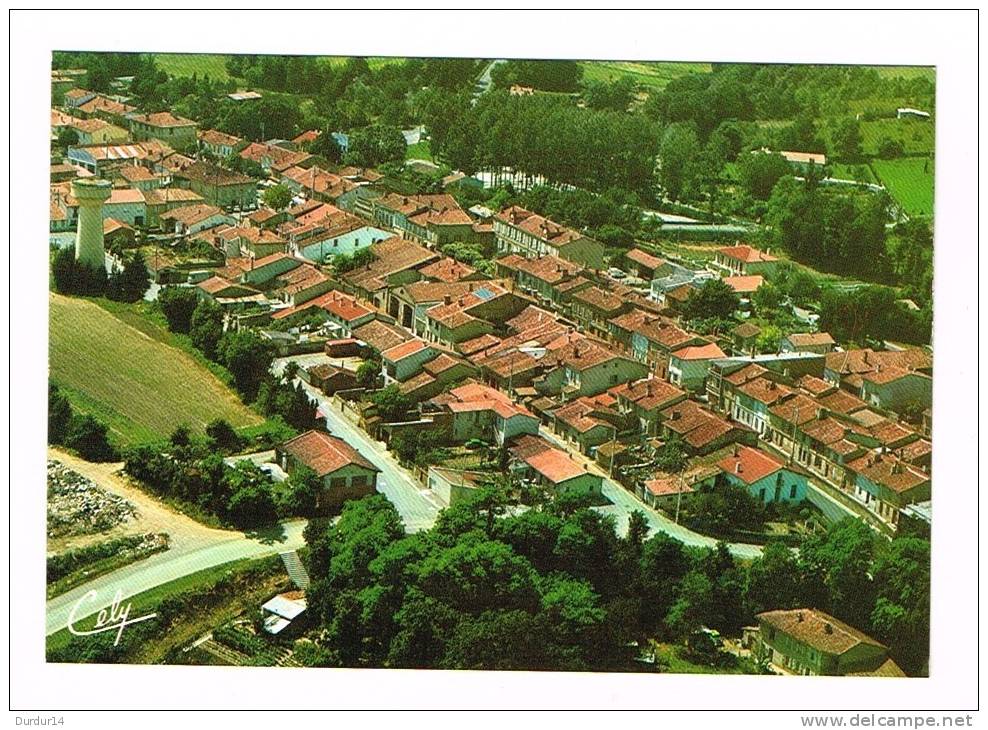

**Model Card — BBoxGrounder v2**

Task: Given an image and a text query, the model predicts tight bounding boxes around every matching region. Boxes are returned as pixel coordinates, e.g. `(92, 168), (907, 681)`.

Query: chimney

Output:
(735, 462), (742, 474)
(443, 295), (452, 305)
(733, 444), (740, 457)
(672, 410), (681, 421)
(824, 623), (833, 635)
(797, 612), (804, 623)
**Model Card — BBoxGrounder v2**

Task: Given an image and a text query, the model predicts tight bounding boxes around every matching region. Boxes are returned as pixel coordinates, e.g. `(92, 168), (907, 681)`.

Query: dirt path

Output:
(48, 447), (240, 554)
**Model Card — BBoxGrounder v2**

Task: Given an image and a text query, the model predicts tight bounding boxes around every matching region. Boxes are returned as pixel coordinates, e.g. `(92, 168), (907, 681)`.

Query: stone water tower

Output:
(71, 178), (112, 269)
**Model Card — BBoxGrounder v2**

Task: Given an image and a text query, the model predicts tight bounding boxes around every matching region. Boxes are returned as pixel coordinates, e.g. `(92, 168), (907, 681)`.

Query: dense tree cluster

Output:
(646, 64), (934, 137)
(157, 287), (200, 333)
(682, 278), (742, 322)
(301, 493), (930, 675)
(519, 185), (644, 246)
(343, 124), (407, 167)
(765, 176), (890, 280)
(818, 285), (932, 346)
(51, 248), (108, 297)
(490, 60), (583, 93)
(254, 377), (320, 432)
(123, 425), (327, 526)
(424, 91), (659, 194)
(48, 381), (117, 462)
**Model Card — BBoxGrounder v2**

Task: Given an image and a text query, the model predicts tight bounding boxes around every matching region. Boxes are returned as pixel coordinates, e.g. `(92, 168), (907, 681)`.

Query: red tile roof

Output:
(722, 275), (764, 293)
(625, 248), (665, 270)
(786, 332), (836, 347)
(418, 257), (477, 283)
(525, 447), (587, 484)
(282, 430), (378, 477)
(131, 111), (196, 128)
(717, 445), (784, 484)
(271, 289), (372, 322)
(738, 377), (792, 406)
(758, 609), (885, 656)
(496, 206), (589, 248)
(671, 342), (726, 361)
(572, 286), (625, 313)
(846, 452), (930, 494)
(611, 377), (686, 412)
(717, 244), (778, 264)
(382, 339), (430, 362)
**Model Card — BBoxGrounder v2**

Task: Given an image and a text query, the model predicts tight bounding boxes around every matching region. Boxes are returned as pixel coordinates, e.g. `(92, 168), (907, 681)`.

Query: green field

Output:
(871, 157), (935, 217)
(405, 138), (433, 161)
(154, 53), (403, 82)
(49, 293), (261, 446)
(153, 53), (236, 82)
(580, 60), (711, 90)
(860, 118), (934, 156)
(874, 66), (935, 81)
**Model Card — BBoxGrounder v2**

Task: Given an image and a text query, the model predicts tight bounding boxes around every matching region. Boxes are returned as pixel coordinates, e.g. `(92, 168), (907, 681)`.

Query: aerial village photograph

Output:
(17, 9), (979, 720)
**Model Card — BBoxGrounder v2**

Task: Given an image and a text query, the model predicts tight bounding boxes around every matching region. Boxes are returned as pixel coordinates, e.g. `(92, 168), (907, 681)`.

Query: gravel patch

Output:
(47, 459), (137, 538)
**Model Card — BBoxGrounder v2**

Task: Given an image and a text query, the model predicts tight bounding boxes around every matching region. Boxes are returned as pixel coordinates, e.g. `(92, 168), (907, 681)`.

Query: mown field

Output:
(49, 293), (261, 446)
(860, 118), (934, 156)
(153, 53), (237, 82)
(580, 60), (711, 89)
(153, 53), (403, 81)
(871, 157), (935, 217)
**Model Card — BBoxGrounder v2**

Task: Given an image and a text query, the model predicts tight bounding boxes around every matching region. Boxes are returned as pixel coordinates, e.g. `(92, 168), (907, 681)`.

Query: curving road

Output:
(46, 521), (307, 636)
(45, 449), (308, 637)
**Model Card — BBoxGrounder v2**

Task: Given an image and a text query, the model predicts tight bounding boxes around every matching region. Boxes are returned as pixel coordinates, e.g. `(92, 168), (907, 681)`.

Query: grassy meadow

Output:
(49, 293), (261, 446)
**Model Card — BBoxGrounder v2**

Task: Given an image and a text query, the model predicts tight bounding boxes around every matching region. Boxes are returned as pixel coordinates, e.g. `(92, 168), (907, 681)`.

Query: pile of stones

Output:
(47, 459), (137, 538)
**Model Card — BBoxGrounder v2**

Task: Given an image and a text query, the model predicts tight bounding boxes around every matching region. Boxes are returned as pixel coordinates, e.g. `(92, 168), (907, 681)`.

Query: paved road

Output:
(46, 521), (307, 636)
(538, 432), (764, 560)
(290, 376), (443, 533)
(46, 448), (310, 636)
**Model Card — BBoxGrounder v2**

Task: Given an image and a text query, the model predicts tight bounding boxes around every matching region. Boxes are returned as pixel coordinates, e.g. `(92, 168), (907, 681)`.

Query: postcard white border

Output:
(7, 8), (980, 722)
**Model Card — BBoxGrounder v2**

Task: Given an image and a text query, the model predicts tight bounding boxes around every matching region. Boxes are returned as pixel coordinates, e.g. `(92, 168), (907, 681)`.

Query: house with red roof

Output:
(381, 339), (439, 383)
(372, 193), (477, 246)
(753, 608), (903, 677)
(495, 253), (589, 307)
(428, 381), (539, 446)
(624, 248), (669, 280)
(845, 450), (931, 528)
(270, 289), (375, 336)
(534, 334), (649, 399)
(659, 400), (755, 456)
(278, 430), (379, 513)
(569, 286), (631, 338)
(642, 463), (718, 511)
(713, 244), (779, 276)
(611, 377), (688, 436)
(551, 394), (624, 455)
(507, 435), (603, 498)
(129, 111), (198, 147)
(608, 309), (707, 376)
(494, 206), (605, 270)
(717, 445), (809, 504)
(781, 331), (837, 355)
(858, 367), (932, 413)
(668, 341), (727, 392)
